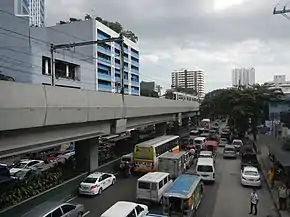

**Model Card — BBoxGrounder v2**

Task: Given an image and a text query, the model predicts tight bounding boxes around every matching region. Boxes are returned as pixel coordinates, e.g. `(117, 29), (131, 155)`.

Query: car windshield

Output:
(17, 163), (27, 169)
(195, 140), (202, 144)
(233, 141), (242, 145)
(244, 171), (258, 176)
(83, 177), (98, 183)
(197, 165), (213, 172)
(200, 154), (211, 158)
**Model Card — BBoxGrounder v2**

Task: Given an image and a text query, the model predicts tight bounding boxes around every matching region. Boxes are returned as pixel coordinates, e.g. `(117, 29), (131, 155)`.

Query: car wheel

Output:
(98, 188), (103, 195)
(111, 179), (116, 185)
(77, 212), (83, 217)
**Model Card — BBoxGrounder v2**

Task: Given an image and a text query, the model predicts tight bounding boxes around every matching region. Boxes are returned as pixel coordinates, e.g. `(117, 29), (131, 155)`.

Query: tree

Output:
(164, 90), (174, 99)
(122, 30), (138, 43)
(84, 14), (92, 20)
(200, 85), (283, 139)
(140, 89), (159, 98)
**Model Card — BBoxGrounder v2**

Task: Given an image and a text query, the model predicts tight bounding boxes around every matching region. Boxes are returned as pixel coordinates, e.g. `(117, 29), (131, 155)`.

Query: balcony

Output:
(97, 57), (111, 65)
(124, 47), (128, 53)
(131, 89), (139, 95)
(131, 68), (139, 74)
(115, 63), (120, 68)
(131, 52), (139, 59)
(124, 57), (129, 62)
(124, 88), (129, 94)
(124, 78), (129, 84)
(97, 33), (109, 40)
(131, 60), (139, 67)
(131, 81), (139, 87)
(98, 73), (111, 81)
(124, 65), (129, 71)
(98, 46), (111, 55)
(98, 83), (112, 92)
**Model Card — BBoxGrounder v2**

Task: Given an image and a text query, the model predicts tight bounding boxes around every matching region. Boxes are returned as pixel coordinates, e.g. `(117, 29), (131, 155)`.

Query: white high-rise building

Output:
(232, 67), (255, 87)
(273, 75), (286, 85)
(171, 69), (204, 98)
(14, 0), (45, 27)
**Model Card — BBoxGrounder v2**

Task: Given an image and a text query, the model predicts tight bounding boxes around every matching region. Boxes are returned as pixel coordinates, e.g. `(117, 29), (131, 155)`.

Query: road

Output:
(68, 147), (279, 217)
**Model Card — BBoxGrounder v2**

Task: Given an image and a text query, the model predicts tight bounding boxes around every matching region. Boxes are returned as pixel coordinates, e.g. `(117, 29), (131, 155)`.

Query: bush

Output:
(0, 166), (62, 210)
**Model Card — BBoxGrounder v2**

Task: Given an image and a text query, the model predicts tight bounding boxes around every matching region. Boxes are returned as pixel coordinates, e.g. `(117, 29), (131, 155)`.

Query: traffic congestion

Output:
(1, 120), (278, 217)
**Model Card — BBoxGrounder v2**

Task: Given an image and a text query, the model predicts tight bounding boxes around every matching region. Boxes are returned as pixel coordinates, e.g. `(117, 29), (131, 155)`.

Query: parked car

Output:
(21, 201), (84, 217)
(78, 172), (116, 195)
(9, 159), (44, 176)
(241, 166), (261, 187)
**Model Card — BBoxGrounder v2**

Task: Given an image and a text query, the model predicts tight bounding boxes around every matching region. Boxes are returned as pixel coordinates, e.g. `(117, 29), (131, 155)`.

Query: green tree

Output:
(164, 90), (174, 99)
(84, 14), (92, 20)
(200, 85), (282, 139)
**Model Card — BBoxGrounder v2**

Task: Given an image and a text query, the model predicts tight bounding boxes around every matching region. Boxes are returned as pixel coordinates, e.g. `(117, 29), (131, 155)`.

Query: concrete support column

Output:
(182, 117), (189, 128)
(155, 122), (167, 136)
(75, 138), (99, 173)
(66, 65), (69, 77)
(45, 59), (49, 75)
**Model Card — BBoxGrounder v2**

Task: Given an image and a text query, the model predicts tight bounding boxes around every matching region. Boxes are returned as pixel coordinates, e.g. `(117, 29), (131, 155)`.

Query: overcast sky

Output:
(45, 0), (290, 93)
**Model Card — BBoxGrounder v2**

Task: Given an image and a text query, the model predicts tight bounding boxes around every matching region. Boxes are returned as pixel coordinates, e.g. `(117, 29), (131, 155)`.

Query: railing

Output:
(97, 57), (111, 65)
(131, 60), (139, 67)
(131, 81), (139, 86)
(97, 33), (109, 40)
(98, 83), (112, 91)
(98, 46), (111, 55)
(131, 89), (140, 95)
(131, 68), (139, 74)
(98, 73), (112, 81)
(131, 52), (139, 59)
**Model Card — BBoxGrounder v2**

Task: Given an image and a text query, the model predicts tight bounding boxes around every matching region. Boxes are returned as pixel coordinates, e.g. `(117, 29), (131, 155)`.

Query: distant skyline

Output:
(43, 0), (290, 93)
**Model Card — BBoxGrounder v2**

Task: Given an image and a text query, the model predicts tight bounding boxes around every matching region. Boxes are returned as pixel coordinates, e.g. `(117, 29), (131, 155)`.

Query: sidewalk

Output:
(256, 135), (290, 217)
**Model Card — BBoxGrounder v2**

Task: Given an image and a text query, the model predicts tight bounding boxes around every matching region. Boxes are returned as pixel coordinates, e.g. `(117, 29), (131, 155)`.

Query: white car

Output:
(219, 138), (228, 147)
(199, 151), (213, 159)
(9, 159), (44, 176)
(241, 166), (261, 187)
(78, 172), (116, 195)
(232, 139), (243, 150)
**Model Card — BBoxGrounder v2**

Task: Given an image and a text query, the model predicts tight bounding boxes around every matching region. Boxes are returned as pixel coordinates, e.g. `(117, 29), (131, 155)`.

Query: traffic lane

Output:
(68, 175), (139, 216)
(211, 148), (278, 217)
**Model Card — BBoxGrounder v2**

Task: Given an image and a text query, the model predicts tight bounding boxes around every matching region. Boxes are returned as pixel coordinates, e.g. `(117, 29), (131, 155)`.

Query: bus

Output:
(133, 135), (180, 173)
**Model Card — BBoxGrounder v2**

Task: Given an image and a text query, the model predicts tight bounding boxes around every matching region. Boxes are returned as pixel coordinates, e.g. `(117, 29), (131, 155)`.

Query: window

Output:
(61, 204), (75, 214)
(127, 210), (136, 217)
(159, 180), (163, 189)
(151, 183), (157, 190)
(164, 176), (168, 184)
(244, 171), (258, 176)
(197, 165), (213, 172)
(83, 177), (98, 183)
(51, 208), (63, 217)
(135, 205), (144, 215)
(138, 182), (150, 190)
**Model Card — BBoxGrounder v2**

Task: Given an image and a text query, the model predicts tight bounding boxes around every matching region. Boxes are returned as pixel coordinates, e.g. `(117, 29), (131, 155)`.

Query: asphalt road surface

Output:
(68, 147), (279, 217)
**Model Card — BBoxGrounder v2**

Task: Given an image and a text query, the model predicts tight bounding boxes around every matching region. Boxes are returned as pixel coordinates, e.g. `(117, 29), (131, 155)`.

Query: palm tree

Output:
(84, 14), (92, 20)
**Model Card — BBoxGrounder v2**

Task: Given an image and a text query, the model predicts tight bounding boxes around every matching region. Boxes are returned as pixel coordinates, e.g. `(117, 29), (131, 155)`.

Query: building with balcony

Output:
(232, 67), (255, 87)
(0, 6), (140, 95)
(171, 69), (204, 99)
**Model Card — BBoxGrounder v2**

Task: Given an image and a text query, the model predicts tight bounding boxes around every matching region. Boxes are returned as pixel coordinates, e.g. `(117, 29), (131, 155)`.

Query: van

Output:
(136, 172), (172, 204)
(194, 137), (206, 149)
(101, 201), (149, 217)
(196, 158), (215, 182)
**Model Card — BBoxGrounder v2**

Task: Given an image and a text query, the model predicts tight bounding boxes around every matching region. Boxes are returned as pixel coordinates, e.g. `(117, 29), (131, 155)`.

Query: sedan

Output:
(219, 138), (228, 147)
(241, 166), (261, 187)
(78, 172), (116, 196)
(232, 139), (243, 151)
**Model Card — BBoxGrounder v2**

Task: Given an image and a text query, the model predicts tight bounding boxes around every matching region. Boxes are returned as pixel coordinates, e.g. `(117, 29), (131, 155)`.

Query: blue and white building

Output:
(95, 21), (140, 95)
(14, 0), (45, 27)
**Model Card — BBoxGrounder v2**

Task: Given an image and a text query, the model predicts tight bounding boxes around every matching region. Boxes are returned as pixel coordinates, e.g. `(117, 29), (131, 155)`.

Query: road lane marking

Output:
(66, 196), (76, 202)
(83, 211), (91, 216)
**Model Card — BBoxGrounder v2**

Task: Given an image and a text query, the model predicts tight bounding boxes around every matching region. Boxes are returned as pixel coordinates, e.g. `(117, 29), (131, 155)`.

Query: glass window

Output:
(61, 204), (75, 214)
(197, 165), (213, 172)
(164, 176), (168, 184)
(135, 205), (144, 215)
(138, 182), (150, 190)
(83, 177), (98, 183)
(244, 171), (258, 176)
(151, 183), (157, 190)
(159, 180), (163, 189)
(51, 208), (63, 217)
(127, 210), (136, 217)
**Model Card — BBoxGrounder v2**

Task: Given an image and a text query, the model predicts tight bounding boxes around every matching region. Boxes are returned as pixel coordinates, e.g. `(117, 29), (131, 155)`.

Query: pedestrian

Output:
(267, 168), (275, 189)
(249, 188), (259, 215)
(278, 184), (288, 210)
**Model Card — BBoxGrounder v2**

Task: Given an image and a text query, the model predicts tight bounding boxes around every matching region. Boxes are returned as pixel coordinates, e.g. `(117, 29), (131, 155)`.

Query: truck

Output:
(158, 151), (186, 179)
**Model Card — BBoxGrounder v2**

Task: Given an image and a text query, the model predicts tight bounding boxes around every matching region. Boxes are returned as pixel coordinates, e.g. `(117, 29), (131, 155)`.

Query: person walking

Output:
(267, 168), (275, 189)
(278, 184), (288, 210)
(249, 188), (259, 215)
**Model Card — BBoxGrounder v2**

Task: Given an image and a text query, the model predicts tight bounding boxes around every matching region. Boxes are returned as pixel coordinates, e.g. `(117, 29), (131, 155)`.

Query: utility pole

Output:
(273, 5), (290, 20)
(50, 35), (124, 95)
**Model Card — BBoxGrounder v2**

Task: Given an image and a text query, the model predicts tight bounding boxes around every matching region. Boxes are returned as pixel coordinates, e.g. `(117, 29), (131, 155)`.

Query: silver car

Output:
(223, 145), (237, 158)
(219, 138), (228, 147)
(21, 202), (84, 217)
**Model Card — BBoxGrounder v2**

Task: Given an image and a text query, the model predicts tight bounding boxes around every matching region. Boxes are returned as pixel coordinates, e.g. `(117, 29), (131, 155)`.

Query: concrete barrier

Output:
(0, 159), (120, 217)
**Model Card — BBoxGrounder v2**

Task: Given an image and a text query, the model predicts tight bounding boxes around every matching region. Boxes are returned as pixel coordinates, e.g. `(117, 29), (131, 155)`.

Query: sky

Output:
(45, 0), (290, 93)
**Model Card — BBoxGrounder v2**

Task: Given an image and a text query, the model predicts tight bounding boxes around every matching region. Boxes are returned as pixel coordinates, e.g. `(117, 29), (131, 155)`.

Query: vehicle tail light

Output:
(90, 185), (97, 190)
(213, 173), (215, 178)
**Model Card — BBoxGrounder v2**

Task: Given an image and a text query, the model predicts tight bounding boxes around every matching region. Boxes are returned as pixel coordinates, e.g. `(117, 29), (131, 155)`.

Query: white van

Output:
(194, 137), (207, 149)
(196, 158), (215, 182)
(136, 172), (172, 204)
(101, 201), (149, 217)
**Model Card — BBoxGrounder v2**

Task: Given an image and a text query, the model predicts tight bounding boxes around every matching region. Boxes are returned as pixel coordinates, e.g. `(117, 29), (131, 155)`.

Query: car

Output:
(219, 138), (228, 147)
(78, 172), (116, 195)
(232, 139), (243, 151)
(9, 159), (44, 176)
(21, 201), (84, 217)
(223, 145), (237, 158)
(199, 151), (213, 159)
(241, 166), (261, 187)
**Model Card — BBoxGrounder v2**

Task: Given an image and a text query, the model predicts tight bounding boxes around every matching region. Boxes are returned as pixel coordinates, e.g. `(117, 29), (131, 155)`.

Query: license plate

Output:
(248, 179), (254, 181)
(202, 174), (208, 177)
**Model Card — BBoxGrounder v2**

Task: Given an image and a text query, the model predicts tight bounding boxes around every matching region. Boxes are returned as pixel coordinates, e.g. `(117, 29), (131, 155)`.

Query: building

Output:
(274, 75), (286, 85)
(171, 69), (204, 98)
(0, 2), (140, 95)
(14, 0), (45, 27)
(140, 81), (162, 96)
(232, 67), (255, 87)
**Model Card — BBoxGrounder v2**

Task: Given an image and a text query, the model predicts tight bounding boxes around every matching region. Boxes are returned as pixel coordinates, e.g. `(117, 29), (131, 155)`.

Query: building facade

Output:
(171, 69), (204, 98)
(14, 0), (45, 27)
(232, 67), (255, 87)
(0, 4), (140, 95)
(273, 75), (286, 85)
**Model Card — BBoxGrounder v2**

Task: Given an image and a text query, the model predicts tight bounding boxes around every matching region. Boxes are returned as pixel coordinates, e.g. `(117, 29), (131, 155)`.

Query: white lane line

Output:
(66, 196), (76, 202)
(83, 211), (91, 216)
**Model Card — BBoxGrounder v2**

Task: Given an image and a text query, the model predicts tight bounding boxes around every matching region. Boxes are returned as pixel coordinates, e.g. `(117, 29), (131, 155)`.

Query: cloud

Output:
(45, 0), (290, 93)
